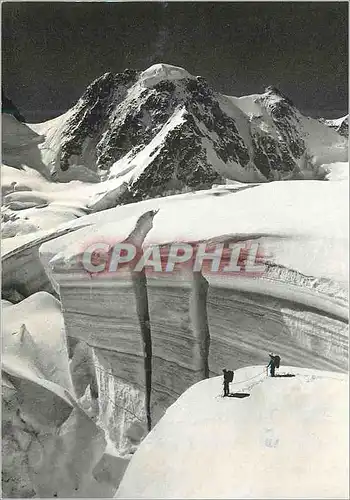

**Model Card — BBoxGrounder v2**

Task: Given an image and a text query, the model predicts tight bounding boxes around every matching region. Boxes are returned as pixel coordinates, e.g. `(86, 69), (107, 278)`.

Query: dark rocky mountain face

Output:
(59, 70), (139, 172)
(337, 118), (349, 137)
(332, 117), (348, 138)
(247, 87), (306, 181)
(29, 64), (347, 200)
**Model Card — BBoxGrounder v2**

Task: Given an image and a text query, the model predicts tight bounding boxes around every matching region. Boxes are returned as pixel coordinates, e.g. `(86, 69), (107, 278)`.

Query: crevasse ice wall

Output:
(39, 182), (349, 453)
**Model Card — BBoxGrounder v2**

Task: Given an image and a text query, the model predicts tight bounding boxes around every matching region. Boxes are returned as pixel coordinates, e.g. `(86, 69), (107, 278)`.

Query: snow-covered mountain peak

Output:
(264, 85), (295, 104)
(260, 85), (298, 120)
(138, 63), (195, 88)
(227, 86), (297, 122)
(8, 63), (346, 200)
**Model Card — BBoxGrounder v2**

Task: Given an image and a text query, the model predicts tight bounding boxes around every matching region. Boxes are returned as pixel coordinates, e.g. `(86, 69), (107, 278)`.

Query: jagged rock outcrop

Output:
(337, 116), (349, 137)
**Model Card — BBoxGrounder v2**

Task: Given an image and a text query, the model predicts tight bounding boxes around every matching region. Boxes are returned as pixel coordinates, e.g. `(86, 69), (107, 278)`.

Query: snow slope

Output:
(2, 292), (74, 396)
(42, 179), (348, 286)
(1, 164), (91, 238)
(115, 366), (349, 499)
(2, 112), (98, 183)
(324, 161), (349, 181)
(1, 161), (130, 240)
(2, 114), (48, 177)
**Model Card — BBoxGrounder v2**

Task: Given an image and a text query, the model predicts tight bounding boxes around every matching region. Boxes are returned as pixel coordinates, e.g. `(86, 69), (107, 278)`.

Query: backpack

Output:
(274, 356), (281, 368)
(226, 370), (234, 382)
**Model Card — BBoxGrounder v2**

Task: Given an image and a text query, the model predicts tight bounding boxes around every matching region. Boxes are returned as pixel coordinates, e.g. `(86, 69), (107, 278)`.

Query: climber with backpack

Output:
(222, 369), (234, 396)
(267, 353), (281, 377)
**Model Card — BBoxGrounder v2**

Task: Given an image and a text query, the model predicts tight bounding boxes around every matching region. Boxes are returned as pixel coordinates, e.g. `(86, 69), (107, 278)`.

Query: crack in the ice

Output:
(126, 209), (159, 431)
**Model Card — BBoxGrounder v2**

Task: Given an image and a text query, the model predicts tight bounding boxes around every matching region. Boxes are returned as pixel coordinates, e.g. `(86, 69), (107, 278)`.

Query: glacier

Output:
(37, 179), (348, 456)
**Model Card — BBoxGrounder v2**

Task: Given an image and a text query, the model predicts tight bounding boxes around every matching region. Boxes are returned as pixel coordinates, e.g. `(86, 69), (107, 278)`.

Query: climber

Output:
(222, 369), (234, 396)
(267, 353), (280, 377)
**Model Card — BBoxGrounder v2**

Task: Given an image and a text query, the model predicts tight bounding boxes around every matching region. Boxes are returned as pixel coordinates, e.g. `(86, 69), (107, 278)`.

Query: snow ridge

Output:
(322, 114), (349, 137)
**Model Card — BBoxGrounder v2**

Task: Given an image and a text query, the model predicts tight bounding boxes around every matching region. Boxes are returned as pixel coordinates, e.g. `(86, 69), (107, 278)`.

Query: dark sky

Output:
(2, 1), (348, 122)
